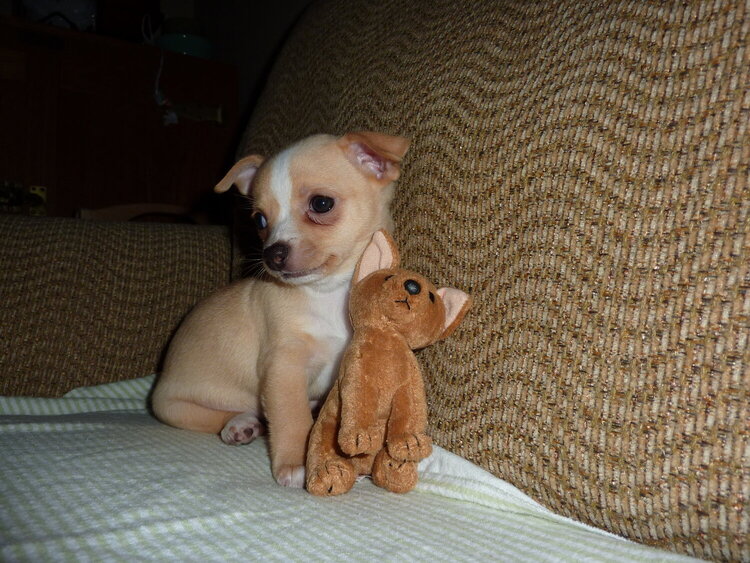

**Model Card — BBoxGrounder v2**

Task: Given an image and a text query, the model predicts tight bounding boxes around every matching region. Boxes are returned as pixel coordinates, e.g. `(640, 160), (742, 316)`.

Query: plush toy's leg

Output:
(306, 457), (357, 496)
(306, 384), (357, 496)
(371, 448), (419, 494)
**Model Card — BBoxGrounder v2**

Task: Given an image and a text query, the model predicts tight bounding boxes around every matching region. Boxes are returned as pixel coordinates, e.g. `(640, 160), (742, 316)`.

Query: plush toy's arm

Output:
(385, 357), (432, 462)
(337, 347), (385, 457)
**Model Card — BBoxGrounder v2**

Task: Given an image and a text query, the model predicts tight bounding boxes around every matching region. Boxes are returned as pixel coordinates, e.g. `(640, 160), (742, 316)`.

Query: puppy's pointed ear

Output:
(435, 289), (472, 340)
(353, 230), (401, 284)
(340, 132), (410, 183)
(214, 155), (265, 195)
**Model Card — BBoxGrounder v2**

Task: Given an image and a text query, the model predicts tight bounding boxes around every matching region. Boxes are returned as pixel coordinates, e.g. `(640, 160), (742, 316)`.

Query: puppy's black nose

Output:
(263, 243), (289, 271)
(404, 279), (421, 295)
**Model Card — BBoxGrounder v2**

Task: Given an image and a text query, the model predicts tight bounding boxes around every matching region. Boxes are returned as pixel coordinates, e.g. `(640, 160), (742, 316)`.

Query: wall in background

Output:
(0, 0), (315, 220)
(194, 0), (314, 123)
(0, 16), (239, 220)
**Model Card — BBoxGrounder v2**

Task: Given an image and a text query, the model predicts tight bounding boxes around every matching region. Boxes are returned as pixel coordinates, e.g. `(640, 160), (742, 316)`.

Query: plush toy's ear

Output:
(353, 230), (401, 284)
(340, 132), (410, 183)
(435, 288), (472, 340)
(214, 154), (265, 195)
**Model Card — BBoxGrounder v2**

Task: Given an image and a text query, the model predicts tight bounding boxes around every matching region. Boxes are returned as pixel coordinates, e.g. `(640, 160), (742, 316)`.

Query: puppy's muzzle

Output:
(263, 242), (289, 271)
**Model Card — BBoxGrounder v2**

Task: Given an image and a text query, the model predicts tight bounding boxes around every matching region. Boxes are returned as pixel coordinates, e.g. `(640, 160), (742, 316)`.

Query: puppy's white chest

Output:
(302, 284), (351, 400)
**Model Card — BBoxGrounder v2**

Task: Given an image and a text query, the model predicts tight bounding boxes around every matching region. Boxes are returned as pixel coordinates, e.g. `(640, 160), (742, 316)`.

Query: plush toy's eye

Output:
(310, 195), (335, 213)
(404, 280), (421, 295)
(253, 212), (268, 230)
(429, 291), (435, 303)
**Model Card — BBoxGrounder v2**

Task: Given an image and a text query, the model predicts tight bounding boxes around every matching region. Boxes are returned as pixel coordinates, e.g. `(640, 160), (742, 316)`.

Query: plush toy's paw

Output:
(339, 425), (383, 456)
(387, 432), (432, 462)
(274, 464), (306, 488)
(306, 459), (357, 496)
(220, 412), (265, 445)
(372, 449), (418, 494)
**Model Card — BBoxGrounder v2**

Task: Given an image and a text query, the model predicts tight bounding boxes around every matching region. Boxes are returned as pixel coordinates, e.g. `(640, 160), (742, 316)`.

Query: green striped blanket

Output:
(1, 376), (695, 562)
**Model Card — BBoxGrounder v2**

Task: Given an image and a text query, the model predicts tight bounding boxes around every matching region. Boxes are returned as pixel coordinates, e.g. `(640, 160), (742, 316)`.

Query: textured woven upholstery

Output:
(0, 215), (231, 396)
(239, 1), (749, 559)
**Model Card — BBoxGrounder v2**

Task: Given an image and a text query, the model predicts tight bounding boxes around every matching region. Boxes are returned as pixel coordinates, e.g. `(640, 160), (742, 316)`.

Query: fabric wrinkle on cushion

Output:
(0, 376), (696, 562)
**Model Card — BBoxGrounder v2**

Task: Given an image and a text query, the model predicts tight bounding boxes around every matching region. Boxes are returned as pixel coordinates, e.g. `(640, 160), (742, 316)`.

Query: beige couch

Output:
(1, 1), (747, 560)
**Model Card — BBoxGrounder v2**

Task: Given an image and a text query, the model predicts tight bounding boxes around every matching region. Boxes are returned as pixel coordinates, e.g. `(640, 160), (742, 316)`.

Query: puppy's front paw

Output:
(387, 432), (432, 462)
(220, 412), (265, 445)
(339, 425), (382, 456)
(306, 459), (356, 496)
(275, 464), (306, 488)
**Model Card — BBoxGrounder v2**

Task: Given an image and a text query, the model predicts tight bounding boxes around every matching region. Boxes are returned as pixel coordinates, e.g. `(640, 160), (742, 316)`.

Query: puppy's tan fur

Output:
(151, 132), (409, 487)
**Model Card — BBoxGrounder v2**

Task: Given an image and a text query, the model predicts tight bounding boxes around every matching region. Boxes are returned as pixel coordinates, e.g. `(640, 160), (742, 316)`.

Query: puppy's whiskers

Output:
(241, 256), (267, 279)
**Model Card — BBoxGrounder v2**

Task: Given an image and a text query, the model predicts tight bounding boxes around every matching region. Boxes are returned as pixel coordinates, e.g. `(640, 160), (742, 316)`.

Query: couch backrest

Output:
(239, 0), (749, 559)
(0, 215), (231, 396)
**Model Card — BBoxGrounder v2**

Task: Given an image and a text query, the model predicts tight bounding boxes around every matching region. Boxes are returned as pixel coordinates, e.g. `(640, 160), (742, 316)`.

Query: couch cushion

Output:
(0, 215), (231, 396)
(1, 376), (691, 562)
(238, 0), (749, 559)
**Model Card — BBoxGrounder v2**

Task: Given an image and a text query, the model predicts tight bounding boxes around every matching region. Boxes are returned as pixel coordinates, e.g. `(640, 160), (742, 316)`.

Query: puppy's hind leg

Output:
(220, 411), (266, 445)
(154, 399), (237, 435)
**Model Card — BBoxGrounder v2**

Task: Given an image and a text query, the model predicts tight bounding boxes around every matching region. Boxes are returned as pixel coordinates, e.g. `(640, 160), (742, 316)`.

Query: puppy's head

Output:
(216, 132), (409, 288)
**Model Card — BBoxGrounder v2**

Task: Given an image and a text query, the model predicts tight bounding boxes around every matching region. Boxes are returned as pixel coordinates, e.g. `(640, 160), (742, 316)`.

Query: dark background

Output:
(0, 0), (315, 223)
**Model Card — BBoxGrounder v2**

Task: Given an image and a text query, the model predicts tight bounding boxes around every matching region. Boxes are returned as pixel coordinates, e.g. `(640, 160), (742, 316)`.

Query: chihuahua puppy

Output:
(151, 132), (409, 488)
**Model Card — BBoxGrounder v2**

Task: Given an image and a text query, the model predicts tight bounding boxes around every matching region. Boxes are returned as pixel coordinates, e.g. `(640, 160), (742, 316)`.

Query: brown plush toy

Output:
(306, 230), (471, 496)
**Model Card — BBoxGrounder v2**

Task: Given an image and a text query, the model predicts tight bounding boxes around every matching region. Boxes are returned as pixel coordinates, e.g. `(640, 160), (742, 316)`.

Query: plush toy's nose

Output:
(404, 279), (421, 295)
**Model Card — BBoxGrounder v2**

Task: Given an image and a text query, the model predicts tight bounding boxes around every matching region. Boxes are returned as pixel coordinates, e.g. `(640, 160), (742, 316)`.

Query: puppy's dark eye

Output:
(310, 195), (335, 214)
(429, 292), (435, 303)
(253, 212), (268, 230)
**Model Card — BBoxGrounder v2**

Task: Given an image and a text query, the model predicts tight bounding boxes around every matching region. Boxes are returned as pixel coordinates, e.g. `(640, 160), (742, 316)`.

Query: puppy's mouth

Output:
(280, 266), (323, 280)
(273, 255), (337, 282)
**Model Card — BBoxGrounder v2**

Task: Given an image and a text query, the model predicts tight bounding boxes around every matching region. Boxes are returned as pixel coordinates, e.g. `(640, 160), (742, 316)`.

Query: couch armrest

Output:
(0, 215), (231, 396)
